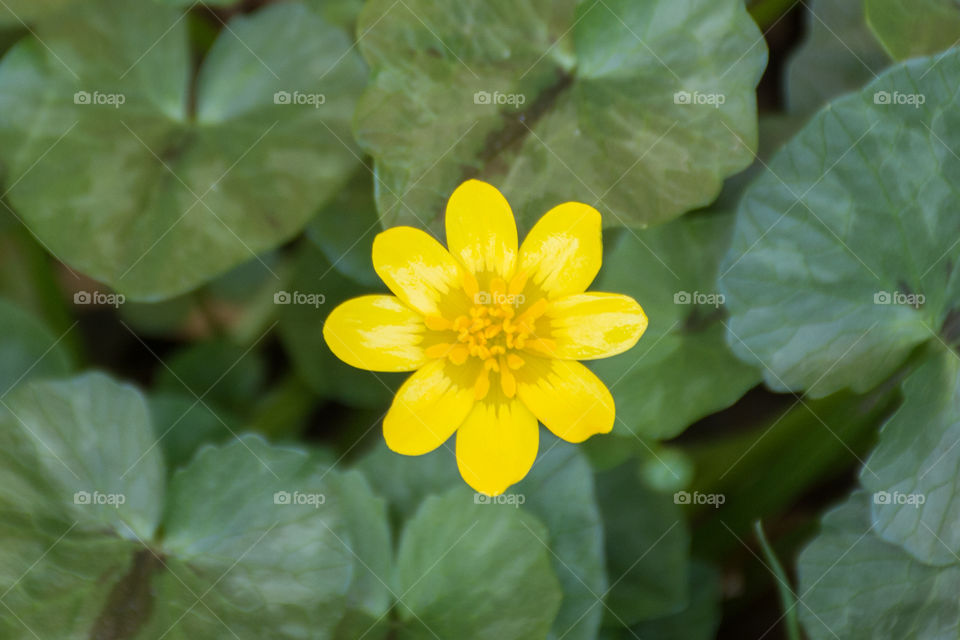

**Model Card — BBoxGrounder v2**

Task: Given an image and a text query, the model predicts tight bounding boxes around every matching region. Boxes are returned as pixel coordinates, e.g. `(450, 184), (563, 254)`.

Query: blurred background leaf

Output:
(0, 0), (365, 300)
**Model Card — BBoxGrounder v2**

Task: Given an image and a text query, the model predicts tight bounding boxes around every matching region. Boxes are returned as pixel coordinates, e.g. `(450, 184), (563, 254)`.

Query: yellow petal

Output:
(516, 357), (614, 443)
(517, 202), (602, 299)
(445, 180), (518, 280)
(323, 295), (426, 372)
(372, 226), (462, 316)
(456, 395), (538, 496)
(384, 359), (476, 455)
(546, 293), (648, 360)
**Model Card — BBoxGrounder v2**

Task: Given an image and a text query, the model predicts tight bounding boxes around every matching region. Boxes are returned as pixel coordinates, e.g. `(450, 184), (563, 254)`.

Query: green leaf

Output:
(0, 297), (72, 393)
(595, 461), (689, 625)
(0, 0), (365, 300)
(138, 436), (356, 639)
(865, 0), (960, 61)
(589, 214), (761, 441)
(721, 49), (960, 397)
(278, 242), (402, 408)
(394, 487), (562, 640)
(798, 491), (960, 639)
(356, 434), (606, 640)
(0, 373), (164, 639)
(861, 348), (960, 566)
(354, 0), (766, 234)
(0, 373), (392, 639)
(786, 0), (890, 114)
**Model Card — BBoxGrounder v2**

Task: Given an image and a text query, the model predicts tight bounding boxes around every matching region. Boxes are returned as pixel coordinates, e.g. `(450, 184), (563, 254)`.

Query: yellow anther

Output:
(451, 280), (548, 397)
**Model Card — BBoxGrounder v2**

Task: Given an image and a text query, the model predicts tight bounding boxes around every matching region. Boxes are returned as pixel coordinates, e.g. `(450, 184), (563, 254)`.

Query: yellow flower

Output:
(323, 180), (648, 495)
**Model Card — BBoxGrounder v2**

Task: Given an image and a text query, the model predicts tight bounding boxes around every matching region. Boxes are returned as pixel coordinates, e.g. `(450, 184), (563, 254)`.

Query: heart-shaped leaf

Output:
(0, 0), (365, 300)
(354, 0), (766, 234)
(721, 49), (960, 397)
(0, 373), (390, 639)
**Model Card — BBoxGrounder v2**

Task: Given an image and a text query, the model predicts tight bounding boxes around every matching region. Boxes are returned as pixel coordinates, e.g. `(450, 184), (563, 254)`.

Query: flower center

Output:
(423, 271), (553, 401)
